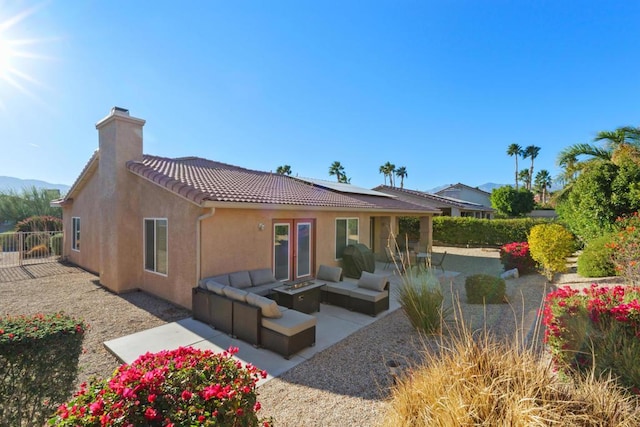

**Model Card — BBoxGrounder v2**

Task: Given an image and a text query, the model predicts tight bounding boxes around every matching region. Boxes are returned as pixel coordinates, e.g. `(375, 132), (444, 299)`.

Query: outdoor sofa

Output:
(192, 268), (316, 359)
(314, 265), (391, 316)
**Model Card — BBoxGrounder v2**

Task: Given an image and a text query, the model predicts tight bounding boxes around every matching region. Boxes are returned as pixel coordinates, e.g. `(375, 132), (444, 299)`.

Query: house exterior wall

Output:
(135, 176), (201, 308)
(438, 186), (491, 207)
(199, 209), (375, 280)
(62, 169), (101, 274)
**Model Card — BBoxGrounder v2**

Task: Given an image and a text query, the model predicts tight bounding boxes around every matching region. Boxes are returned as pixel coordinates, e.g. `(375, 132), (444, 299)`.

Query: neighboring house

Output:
(435, 183), (493, 216)
(374, 185), (494, 219)
(52, 107), (439, 309)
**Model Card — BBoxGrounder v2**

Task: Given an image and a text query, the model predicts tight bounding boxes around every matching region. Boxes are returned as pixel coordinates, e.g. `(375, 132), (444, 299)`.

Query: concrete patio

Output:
(104, 265), (460, 385)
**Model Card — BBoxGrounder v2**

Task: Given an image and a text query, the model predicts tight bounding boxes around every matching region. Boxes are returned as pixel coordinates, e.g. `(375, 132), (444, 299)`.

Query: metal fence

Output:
(0, 231), (63, 268)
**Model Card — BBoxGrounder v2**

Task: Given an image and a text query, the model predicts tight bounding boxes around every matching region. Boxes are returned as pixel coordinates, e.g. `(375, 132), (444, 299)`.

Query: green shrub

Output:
(49, 346), (272, 426)
(395, 269), (447, 334)
(464, 274), (506, 304)
(432, 216), (551, 247)
(542, 284), (640, 392)
(528, 223), (575, 281)
(0, 312), (87, 426)
(50, 233), (63, 256)
(609, 212), (640, 286)
(576, 234), (616, 278)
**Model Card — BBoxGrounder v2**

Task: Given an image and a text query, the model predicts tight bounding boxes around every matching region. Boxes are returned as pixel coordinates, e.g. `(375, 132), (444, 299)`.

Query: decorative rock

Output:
(500, 268), (519, 279)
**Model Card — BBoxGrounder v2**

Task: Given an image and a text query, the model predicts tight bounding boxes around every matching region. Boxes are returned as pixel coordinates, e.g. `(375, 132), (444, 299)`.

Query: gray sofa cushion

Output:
(251, 283), (281, 296)
(250, 268), (277, 286)
(317, 265), (342, 283)
(246, 292), (282, 318)
(222, 286), (248, 302)
(204, 279), (227, 295)
(324, 281), (357, 296)
(349, 287), (389, 302)
(358, 271), (388, 292)
(229, 271), (252, 289)
(261, 309), (317, 336)
(210, 274), (230, 287)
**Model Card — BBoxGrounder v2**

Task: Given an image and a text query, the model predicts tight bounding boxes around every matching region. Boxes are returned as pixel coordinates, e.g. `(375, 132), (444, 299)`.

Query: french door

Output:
(273, 219), (314, 281)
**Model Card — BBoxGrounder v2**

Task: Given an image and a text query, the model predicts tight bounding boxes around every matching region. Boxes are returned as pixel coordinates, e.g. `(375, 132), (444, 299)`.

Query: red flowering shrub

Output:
(608, 212), (640, 286)
(542, 284), (640, 391)
(499, 241), (536, 274)
(49, 346), (272, 427)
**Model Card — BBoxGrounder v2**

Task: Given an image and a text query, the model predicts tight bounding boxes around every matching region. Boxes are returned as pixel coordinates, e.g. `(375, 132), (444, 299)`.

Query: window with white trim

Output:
(335, 218), (359, 259)
(144, 218), (167, 275)
(72, 217), (80, 251)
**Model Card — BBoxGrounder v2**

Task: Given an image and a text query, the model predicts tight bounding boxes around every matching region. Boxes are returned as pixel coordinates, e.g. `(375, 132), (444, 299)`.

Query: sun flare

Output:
(0, 3), (53, 108)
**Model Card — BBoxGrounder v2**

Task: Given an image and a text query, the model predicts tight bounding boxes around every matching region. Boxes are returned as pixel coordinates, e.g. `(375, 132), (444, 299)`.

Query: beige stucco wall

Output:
(62, 168), (101, 274)
(134, 176), (201, 309)
(200, 209), (375, 280)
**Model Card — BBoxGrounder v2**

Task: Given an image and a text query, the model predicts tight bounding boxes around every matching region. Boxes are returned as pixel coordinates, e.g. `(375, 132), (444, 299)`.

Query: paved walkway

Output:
(104, 265), (460, 385)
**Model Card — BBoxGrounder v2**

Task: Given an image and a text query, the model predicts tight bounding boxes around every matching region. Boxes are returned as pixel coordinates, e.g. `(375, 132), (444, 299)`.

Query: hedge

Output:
(432, 216), (552, 247)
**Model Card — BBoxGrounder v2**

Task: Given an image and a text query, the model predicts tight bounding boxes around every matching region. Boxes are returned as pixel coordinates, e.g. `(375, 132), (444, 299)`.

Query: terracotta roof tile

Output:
(127, 155), (433, 211)
(373, 185), (492, 211)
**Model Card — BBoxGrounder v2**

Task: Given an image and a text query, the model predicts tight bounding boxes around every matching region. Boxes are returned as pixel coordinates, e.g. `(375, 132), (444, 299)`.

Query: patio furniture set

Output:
(192, 266), (390, 359)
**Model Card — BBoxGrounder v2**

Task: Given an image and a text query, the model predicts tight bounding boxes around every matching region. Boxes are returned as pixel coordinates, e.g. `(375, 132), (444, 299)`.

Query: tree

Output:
(518, 169), (530, 191)
(379, 162), (396, 187)
(507, 144), (523, 190)
(534, 169), (553, 204)
(490, 186), (535, 217)
(523, 145), (541, 190)
(395, 166), (408, 188)
(276, 165), (292, 175)
(556, 126), (640, 179)
(0, 187), (62, 224)
(329, 161), (345, 183)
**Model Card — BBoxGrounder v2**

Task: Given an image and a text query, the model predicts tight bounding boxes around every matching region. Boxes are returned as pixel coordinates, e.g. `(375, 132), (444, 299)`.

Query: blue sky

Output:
(1, 1), (639, 191)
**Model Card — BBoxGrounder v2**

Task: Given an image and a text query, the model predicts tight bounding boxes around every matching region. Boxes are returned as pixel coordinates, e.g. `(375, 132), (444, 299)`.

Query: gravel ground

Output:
(1, 246), (589, 426)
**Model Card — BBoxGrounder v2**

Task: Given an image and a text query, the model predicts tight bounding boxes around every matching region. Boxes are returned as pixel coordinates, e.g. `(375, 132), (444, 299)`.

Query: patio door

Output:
(273, 219), (314, 281)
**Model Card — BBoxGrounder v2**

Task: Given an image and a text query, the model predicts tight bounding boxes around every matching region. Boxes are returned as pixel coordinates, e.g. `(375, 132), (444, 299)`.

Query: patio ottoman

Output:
(261, 309), (317, 359)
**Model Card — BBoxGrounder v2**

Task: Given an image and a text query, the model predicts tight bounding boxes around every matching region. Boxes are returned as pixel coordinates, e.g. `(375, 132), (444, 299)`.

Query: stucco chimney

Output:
(96, 107), (146, 293)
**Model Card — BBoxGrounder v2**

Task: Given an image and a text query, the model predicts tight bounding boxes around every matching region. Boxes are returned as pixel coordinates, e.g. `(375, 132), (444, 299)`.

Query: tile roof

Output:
(436, 182), (491, 196)
(126, 155), (435, 212)
(373, 185), (493, 211)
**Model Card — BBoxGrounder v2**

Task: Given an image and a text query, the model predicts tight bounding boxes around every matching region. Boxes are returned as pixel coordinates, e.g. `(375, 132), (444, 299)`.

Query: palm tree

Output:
(385, 162), (396, 187)
(556, 126), (640, 176)
(395, 166), (408, 188)
(507, 143), (522, 189)
(329, 161), (345, 182)
(518, 169), (530, 190)
(523, 145), (541, 190)
(276, 165), (292, 175)
(534, 169), (553, 204)
(379, 164), (389, 186)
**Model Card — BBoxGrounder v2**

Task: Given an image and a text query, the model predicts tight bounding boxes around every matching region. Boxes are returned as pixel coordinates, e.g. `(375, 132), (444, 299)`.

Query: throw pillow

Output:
(204, 280), (226, 295)
(222, 286), (248, 302)
(317, 265), (342, 283)
(358, 271), (388, 292)
(245, 293), (283, 318)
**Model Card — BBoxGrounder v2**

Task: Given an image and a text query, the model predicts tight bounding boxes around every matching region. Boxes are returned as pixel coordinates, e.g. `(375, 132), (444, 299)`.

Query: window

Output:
(72, 217), (80, 251)
(144, 218), (167, 275)
(335, 218), (358, 259)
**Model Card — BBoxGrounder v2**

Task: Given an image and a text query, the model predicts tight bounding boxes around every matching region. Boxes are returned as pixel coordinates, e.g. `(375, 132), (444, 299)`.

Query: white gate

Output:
(0, 231), (63, 268)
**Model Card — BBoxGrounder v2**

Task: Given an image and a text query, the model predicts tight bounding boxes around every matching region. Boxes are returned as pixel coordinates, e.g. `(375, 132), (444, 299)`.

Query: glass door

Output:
(273, 219), (314, 281)
(273, 222), (290, 280)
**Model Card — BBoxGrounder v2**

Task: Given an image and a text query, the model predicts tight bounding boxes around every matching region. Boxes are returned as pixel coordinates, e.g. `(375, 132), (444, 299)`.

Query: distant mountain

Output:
(477, 182), (507, 193)
(0, 176), (70, 194)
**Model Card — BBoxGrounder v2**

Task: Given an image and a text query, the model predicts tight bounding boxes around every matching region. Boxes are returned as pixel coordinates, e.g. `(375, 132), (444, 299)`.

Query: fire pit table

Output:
(272, 280), (324, 314)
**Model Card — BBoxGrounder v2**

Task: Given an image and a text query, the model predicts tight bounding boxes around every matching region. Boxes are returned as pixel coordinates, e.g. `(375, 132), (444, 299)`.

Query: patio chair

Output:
(430, 251), (447, 273)
(384, 247), (403, 269)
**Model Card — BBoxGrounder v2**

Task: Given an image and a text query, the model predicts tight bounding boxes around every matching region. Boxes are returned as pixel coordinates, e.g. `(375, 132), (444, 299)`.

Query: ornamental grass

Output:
(382, 308), (640, 426)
